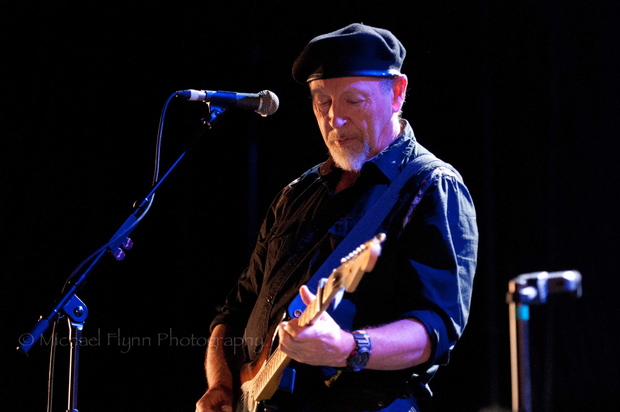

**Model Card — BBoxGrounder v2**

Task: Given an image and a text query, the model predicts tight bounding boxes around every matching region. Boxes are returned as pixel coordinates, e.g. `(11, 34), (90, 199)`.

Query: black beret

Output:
(292, 23), (406, 84)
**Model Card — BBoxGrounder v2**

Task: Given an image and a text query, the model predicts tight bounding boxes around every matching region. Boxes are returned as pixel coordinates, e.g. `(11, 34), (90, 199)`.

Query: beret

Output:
(292, 23), (406, 84)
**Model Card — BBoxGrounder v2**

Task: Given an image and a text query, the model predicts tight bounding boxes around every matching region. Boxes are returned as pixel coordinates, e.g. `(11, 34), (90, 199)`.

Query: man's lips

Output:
(330, 136), (357, 147)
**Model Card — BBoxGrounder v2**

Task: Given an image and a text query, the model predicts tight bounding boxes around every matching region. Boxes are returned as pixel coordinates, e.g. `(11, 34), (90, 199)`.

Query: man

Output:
(196, 23), (478, 412)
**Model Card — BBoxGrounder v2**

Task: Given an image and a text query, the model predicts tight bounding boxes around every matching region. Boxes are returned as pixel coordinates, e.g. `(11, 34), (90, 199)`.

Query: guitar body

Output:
(233, 234), (385, 412)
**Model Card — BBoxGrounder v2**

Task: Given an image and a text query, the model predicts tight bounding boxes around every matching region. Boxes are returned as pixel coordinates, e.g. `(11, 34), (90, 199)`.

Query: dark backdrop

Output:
(2, 1), (618, 411)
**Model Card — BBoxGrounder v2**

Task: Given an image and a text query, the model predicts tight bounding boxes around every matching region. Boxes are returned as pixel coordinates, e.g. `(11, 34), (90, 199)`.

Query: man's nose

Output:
(328, 103), (347, 129)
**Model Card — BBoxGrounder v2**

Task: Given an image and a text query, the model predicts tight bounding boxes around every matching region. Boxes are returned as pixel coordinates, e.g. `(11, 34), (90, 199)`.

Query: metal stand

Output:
(16, 103), (227, 411)
(507, 283), (533, 412)
(64, 295), (88, 412)
(506, 270), (582, 412)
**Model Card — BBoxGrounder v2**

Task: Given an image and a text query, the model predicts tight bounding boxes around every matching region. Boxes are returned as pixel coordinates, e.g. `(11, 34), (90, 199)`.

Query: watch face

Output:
(351, 351), (370, 371)
(357, 351), (370, 363)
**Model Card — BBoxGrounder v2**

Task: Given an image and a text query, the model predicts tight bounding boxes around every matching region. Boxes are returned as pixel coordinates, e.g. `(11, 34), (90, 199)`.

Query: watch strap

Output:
(346, 330), (372, 372)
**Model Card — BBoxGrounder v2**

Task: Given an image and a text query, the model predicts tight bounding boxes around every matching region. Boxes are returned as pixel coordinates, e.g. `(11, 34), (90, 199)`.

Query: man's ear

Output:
(392, 74), (408, 112)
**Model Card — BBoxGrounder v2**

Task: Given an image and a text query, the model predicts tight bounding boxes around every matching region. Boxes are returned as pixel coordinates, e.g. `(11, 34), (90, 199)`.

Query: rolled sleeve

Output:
(403, 167), (478, 367)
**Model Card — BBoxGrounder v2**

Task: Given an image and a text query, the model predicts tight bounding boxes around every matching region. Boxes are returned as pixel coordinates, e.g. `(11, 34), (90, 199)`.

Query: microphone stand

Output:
(16, 104), (229, 412)
(505, 270), (582, 412)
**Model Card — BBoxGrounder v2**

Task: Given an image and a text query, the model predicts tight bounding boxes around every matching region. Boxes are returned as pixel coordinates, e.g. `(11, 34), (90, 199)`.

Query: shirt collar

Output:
(369, 119), (417, 182)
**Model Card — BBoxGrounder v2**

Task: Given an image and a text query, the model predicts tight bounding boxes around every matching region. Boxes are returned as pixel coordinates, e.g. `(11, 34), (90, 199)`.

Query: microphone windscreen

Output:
(257, 90), (279, 116)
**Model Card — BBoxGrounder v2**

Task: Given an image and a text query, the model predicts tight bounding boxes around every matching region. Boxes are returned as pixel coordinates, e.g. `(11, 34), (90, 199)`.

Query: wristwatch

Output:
(346, 330), (372, 372)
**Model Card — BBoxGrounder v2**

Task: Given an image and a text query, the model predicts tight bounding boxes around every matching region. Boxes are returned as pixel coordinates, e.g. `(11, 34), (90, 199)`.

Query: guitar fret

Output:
(254, 348), (287, 394)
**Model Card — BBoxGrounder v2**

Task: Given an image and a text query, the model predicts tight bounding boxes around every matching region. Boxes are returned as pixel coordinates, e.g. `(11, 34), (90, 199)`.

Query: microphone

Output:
(176, 89), (279, 117)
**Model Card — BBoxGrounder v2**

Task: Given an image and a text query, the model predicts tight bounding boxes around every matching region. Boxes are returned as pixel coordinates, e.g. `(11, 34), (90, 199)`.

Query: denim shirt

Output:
(210, 121), (478, 402)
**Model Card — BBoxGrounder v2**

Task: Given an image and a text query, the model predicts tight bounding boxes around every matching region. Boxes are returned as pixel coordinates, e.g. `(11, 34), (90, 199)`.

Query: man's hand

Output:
(277, 285), (354, 367)
(195, 385), (233, 412)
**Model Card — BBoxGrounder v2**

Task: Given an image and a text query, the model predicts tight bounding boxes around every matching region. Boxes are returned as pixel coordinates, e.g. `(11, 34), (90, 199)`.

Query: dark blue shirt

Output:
(211, 120), (478, 405)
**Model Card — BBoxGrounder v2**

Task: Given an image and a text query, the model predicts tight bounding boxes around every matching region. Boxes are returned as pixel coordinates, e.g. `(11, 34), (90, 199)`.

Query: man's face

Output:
(309, 76), (403, 172)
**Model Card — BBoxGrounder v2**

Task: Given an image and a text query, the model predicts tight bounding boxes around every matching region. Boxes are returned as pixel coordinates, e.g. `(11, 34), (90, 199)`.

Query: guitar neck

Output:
(250, 346), (290, 397)
(298, 271), (343, 327)
(247, 271), (343, 399)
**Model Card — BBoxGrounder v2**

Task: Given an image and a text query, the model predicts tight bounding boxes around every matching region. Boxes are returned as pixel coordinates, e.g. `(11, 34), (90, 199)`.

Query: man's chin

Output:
(331, 153), (366, 172)
(328, 140), (370, 172)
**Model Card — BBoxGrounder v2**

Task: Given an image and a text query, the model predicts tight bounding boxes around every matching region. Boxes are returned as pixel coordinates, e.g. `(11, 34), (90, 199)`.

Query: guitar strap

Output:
(287, 150), (442, 320)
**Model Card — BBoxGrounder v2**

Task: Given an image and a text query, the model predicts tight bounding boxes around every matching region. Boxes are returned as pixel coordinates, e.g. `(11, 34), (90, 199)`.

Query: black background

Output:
(2, 1), (619, 411)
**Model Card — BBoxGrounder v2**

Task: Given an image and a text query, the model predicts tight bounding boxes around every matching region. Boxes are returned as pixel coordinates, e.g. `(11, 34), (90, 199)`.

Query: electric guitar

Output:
(234, 233), (386, 412)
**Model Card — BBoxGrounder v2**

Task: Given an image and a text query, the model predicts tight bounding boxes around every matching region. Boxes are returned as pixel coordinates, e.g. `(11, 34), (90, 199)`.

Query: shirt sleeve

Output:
(400, 167), (478, 367)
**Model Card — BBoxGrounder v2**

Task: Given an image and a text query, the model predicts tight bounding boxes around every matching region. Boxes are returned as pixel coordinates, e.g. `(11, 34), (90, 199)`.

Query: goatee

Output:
(329, 140), (370, 172)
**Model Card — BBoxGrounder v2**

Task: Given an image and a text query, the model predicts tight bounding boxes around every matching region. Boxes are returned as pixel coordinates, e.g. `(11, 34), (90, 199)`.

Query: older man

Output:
(196, 23), (478, 412)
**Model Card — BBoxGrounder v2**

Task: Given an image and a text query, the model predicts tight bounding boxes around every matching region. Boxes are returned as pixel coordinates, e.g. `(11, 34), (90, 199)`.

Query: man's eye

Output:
(315, 101), (331, 111)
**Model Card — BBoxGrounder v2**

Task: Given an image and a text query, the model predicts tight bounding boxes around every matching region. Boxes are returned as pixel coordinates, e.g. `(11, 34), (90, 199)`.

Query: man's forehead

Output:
(309, 77), (384, 94)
